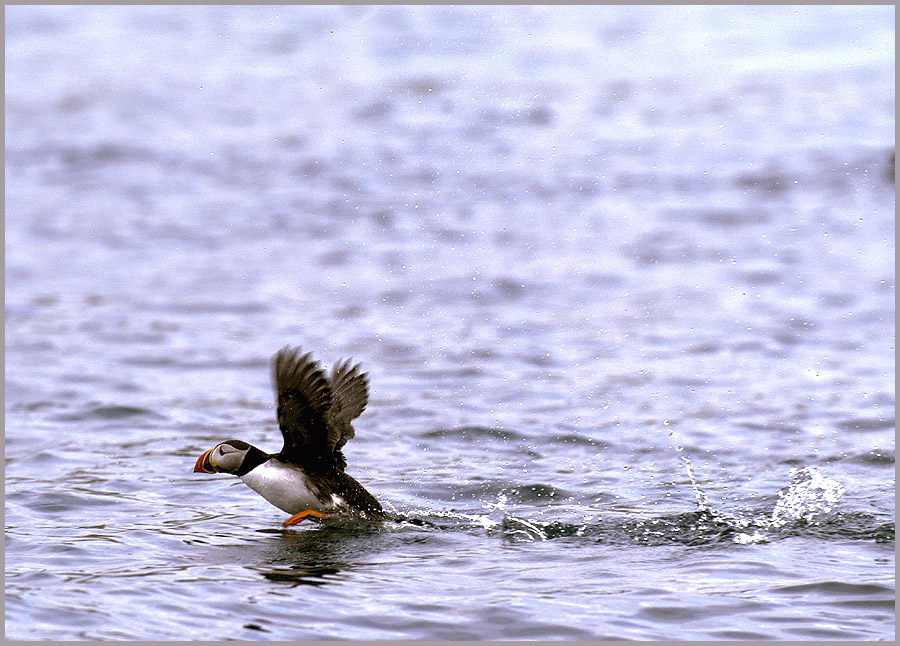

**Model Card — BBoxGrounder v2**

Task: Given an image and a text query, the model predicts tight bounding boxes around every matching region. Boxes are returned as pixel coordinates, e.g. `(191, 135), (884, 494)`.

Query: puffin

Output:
(193, 345), (383, 525)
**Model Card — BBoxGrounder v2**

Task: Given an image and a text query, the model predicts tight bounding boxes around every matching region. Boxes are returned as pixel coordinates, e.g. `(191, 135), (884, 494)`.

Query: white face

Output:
(208, 441), (249, 474)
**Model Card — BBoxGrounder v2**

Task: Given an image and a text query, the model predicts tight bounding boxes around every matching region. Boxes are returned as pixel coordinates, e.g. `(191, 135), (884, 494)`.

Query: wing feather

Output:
(327, 358), (369, 469)
(270, 346), (370, 472)
(271, 346), (332, 465)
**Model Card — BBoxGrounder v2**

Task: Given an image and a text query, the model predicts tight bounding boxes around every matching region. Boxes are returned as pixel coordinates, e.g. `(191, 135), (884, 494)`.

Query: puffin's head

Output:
(193, 439), (253, 475)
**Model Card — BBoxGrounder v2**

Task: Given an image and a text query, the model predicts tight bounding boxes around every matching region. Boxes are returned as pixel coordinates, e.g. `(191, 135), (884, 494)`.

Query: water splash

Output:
(732, 530), (767, 544)
(678, 459), (847, 544)
(680, 455), (712, 513)
(731, 466), (846, 544)
(676, 455), (767, 544)
(482, 492), (510, 512)
(769, 466), (845, 528)
(501, 516), (548, 542)
(392, 464), (851, 546)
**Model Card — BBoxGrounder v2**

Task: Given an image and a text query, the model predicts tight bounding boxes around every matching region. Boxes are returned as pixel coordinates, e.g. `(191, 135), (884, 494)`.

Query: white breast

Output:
(239, 460), (325, 514)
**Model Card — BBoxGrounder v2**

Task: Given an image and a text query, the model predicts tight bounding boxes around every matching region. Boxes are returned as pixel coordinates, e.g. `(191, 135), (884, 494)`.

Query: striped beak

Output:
(193, 449), (216, 473)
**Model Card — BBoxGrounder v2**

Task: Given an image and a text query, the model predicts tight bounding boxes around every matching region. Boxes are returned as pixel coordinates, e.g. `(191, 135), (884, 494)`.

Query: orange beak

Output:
(194, 449), (216, 473)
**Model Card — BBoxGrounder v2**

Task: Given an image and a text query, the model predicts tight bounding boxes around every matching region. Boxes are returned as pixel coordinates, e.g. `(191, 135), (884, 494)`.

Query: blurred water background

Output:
(5, 5), (894, 640)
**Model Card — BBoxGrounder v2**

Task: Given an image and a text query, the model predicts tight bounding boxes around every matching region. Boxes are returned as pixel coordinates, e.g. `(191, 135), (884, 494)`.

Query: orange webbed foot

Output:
(283, 510), (331, 526)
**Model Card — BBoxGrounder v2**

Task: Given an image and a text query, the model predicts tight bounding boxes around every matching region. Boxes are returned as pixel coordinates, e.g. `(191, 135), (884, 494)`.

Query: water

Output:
(5, 5), (894, 640)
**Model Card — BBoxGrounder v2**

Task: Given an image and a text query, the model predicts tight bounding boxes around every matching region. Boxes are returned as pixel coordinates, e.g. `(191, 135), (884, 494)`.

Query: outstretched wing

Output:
(327, 358), (369, 454)
(271, 346), (333, 465)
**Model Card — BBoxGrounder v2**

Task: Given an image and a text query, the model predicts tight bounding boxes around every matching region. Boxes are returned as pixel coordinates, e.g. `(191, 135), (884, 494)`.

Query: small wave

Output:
(449, 482), (572, 503)
(420, 426), (526, 441)
(770, 581), (894, 597)
(262, 565), (341, 587)
(837, 449), (894, 465)
(835, 417), (895, 432)
(54, 404), (163, 421)
(503, 483), (570, 502)
(783, 515), (895, 543)
(23, 491), (118, 513)
(548, 433), (610, 449)
(497, 510), (739, 546)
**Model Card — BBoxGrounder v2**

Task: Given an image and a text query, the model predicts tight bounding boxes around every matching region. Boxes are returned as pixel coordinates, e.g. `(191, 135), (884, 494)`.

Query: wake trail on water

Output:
(386, 460), (891, 546)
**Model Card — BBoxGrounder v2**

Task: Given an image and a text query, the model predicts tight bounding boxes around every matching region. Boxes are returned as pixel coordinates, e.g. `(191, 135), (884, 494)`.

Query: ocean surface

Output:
(5, 5), (895, 641)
